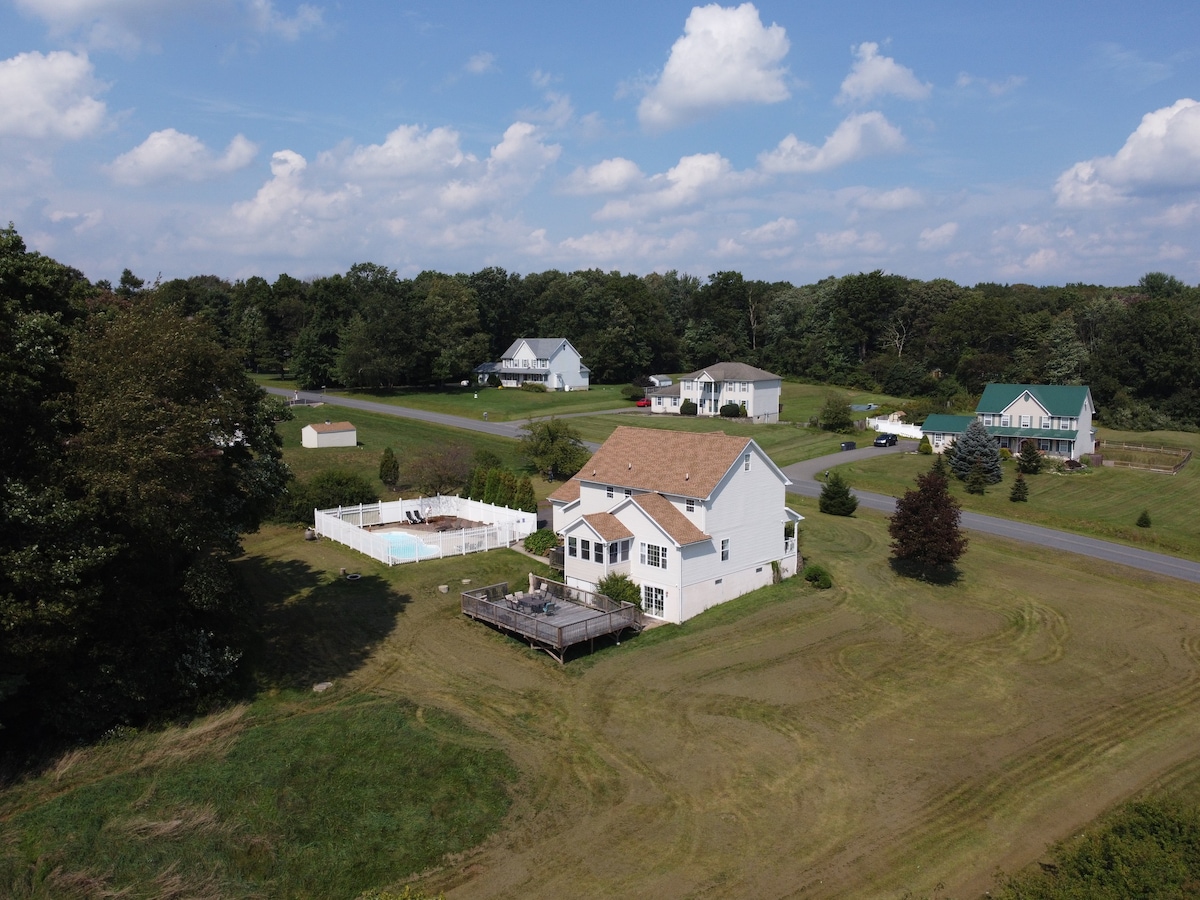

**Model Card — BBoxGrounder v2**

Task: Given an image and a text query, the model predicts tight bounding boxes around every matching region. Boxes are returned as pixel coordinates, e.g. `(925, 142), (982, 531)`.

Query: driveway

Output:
(270, 387), (1200, 585)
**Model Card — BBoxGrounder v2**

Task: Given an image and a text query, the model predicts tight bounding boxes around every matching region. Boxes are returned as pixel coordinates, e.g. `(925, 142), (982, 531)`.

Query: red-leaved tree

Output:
(888, 466), (968, 578)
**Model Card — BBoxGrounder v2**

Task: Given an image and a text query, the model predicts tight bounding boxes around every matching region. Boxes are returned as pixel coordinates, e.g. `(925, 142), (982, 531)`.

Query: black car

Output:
(873, 433), (898, 447)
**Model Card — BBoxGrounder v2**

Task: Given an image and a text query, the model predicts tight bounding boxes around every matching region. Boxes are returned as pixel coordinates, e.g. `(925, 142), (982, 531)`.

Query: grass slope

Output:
(7, 517), (1200, 897)
(828, 428), (1200, 562)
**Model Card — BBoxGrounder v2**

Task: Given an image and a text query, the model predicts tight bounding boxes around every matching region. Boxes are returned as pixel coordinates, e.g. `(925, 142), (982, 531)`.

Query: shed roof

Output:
(306, 421), (356, 433)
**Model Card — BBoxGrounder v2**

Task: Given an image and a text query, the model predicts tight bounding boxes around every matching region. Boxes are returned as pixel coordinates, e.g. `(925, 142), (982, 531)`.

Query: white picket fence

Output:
(865, 416), (924, 439)
(314, 496), (537, 566)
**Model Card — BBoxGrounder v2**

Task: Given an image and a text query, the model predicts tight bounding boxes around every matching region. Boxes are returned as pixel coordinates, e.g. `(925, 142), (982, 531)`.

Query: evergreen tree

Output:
(1136, 509), (1152, 528)
(379, 446), (399, 490)
(497, 470), (518, 507)
(889, 465), (968, 577)
(949, 420), (1002, 484)
(1017, 438), (1043, 475)
(1010, 471), (1029, 502)
(931, 452), (950, 478)
(513, 476), (537, 513)
(818, 471), (859, 516)
(482, 469), (501, 505)
(965, 459), (988, 495)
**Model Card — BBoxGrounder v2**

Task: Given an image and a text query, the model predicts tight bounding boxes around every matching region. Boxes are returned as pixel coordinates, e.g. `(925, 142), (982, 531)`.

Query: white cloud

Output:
(335, 124), (468, 180)
(1055, 98), (1200, 208)
(558, 227), (698, 262)
(758, 112), (905, 174)
(741, 217), (797, 243)
(246, 0), (322, 40)
(0, 50), (107, 139)
(563, 158), (644, 194)
(638, 3), (789, 131)
(439, 121), (560, 209)
(955, 72), (1026, 97)
(838, 42), (931, 105)
(918, 221), (958, 250)
(231, 149), (359, 229)
(849, 186), (922, 210)
(815, 228), (888, 254)
(596, 152), (753, 219)
(15, 0), (321, 48)
(105, 129), (257, 184)
(465, 52), (496, 74)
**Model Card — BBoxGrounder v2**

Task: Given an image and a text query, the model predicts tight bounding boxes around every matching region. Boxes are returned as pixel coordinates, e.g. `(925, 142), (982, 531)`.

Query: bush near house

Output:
(680, 398), (698, 416)
(523, 528), (559, 556)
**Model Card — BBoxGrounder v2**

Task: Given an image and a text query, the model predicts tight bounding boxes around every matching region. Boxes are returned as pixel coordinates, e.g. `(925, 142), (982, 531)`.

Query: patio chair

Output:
(406, 510), (419, 524)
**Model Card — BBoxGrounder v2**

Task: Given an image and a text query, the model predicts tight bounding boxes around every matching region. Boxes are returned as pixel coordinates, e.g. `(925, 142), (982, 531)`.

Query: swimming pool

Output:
(383, 532), (440, 561)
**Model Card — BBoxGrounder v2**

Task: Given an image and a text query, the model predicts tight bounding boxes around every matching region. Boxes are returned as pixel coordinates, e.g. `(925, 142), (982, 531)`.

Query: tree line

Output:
(146, 262), (1199, 430)
(1, 226), (288, 752)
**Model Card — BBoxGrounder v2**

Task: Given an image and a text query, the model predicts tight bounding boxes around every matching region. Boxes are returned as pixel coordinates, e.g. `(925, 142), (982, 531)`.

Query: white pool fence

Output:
(313, 495), (537, 566)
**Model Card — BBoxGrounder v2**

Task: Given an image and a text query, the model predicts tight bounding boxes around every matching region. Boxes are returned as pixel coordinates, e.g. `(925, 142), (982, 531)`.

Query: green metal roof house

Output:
(921, 384), (1096, 460)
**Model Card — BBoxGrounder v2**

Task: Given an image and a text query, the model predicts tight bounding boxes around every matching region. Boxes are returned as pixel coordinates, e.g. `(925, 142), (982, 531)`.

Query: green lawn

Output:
(254, 373), (634, 421)
(278, 404), (526, 490)
(0, 534), (545, 900)
(824, 427), (1200, 562)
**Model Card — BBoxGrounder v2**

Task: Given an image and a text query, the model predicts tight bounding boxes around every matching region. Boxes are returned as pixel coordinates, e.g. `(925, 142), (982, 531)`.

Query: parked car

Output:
(636, 397), (651, 407)
(873, 433), (898, 447)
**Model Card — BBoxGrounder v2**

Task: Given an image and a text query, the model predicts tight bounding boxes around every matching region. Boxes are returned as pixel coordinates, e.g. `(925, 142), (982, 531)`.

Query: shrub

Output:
(918, 435), (932, 455)
(518, 381), (546, 392)
(802, 563), (832, 589)
(486, 373), (501, 387)
(597, 572), (642, 607)
(998, 447), (1012, 460)
(621, 384), (645, 401)
(680, 399), (697, 416)
(719, 402), (741, 418)
(1136, 509), (1152, 528)
(819, 395), (855, 433)
(523, 528), (559, 556)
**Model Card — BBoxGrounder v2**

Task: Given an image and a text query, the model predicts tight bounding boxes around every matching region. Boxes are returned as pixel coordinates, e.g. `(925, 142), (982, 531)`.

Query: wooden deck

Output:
(461, 576), (644, 663)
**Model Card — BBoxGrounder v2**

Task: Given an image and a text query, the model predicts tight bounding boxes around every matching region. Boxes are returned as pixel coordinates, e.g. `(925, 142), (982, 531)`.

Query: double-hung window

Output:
(1020, 415), (1032, 428)
(1041, 416), (1051, 429)
(721, 538), (730, 561)
(983, 415), (993, 426)
(580, 539), (590, 561)
(1001, 416), (1011, 427)
(606, 485), (614, 499)
(744, 453), (751, 471)
(568, 537), (577, 557)
(685, 498), (695, 513)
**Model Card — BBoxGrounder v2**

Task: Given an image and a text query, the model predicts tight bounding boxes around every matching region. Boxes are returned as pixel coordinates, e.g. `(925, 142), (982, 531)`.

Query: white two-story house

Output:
(548, 426), (802, 624)
(921, 384), (1096, 459)
(474, 338), (590, 391)
(650, 362), (783, 422)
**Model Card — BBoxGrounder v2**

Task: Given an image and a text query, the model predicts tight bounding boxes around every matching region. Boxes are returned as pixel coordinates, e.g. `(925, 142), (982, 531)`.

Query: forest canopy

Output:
(152, 259), (1199, 431)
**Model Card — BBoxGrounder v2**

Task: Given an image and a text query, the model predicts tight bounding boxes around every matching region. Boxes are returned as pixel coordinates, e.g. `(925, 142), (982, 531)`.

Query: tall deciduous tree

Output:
(519, 418), (590, 481)
(889, 466), (968, 578)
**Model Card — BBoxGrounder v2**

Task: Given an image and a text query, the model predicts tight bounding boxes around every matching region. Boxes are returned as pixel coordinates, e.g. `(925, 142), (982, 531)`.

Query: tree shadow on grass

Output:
(888, 558), (964, 586)
(237, 556), (410, 692)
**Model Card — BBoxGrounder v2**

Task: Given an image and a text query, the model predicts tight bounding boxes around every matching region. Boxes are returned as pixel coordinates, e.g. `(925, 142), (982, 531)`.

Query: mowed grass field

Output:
(10, 512), (1200, 898)
(828, 428), (1200, 562)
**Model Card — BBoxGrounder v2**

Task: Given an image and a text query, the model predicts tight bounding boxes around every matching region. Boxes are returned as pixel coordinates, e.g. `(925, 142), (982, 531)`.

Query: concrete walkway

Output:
(271, 387), (1200, 584)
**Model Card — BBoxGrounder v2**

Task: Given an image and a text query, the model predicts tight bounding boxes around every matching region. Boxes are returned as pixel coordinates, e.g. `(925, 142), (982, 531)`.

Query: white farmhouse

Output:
(548, 426), (802, 624)
(650, 362), (783, 422)
(474, 338), (590, 391)
(301, 421), (357, 448)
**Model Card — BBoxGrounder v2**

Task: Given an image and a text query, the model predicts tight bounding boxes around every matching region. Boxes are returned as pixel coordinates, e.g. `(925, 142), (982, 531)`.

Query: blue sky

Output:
(2, 1), (1198, 287)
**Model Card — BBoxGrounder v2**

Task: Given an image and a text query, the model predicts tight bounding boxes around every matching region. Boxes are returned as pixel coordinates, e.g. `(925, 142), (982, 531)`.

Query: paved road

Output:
(782, 441), (1200, 585)
(271, 388), (1200, 585)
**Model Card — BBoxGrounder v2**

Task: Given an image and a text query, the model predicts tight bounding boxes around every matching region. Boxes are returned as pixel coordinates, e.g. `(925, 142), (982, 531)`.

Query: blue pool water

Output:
(384, 532), (439, 560)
